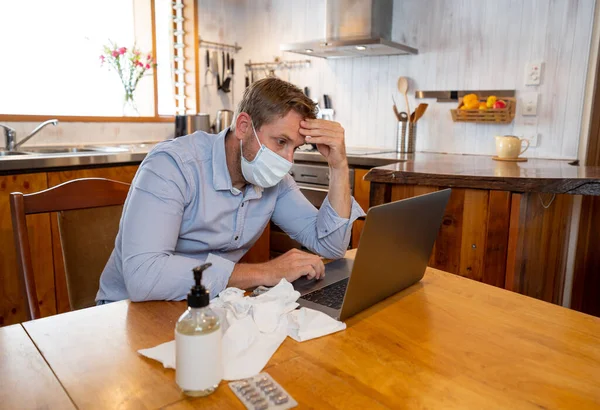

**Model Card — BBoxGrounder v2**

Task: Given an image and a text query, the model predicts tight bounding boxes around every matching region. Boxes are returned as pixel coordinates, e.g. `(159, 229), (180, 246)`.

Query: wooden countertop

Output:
(365, 152), (600, 194)
(8, 252), (600, 409)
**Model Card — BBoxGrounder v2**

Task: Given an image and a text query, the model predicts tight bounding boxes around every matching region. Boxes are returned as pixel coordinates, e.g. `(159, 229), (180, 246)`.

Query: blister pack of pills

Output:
(228, 372), (297, 409)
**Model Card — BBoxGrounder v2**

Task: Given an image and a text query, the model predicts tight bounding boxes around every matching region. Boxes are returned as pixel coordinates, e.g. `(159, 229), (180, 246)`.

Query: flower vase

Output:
(122, 90), (139, 116)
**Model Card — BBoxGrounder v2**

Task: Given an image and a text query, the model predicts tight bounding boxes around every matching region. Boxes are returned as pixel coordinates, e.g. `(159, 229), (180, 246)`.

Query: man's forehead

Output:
(263, 114), (306, 145)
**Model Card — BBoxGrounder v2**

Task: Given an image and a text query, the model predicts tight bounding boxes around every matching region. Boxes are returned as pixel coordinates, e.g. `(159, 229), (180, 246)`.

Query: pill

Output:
(236, 381), (250, 391)
(240, 385), (255, 395)
(245, 392), (261, 401)
(253, 398), (268, 410)
(271, 394), (289, 405)
(262, 385), (277, 394)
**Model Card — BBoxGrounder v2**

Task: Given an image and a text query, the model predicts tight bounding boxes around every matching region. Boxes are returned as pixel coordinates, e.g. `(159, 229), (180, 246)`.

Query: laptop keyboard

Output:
(300, 278), (349, 310)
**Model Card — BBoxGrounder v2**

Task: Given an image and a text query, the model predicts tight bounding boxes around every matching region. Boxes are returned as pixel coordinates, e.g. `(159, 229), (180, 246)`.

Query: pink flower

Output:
(99, 55), (105, 63)
(119, 47), (127, 55)
(145, 63), (151, 69)
(147, 53), (152, 60)
(112, 50), (119, 57)
(136, 61), (144, 67)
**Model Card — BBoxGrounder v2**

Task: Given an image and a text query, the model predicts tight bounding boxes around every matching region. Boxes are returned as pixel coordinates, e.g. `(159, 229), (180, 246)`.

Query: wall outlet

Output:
(525, 61), (543, 86)
(525, 133), (539, 147)
(521, 92), (538, 116)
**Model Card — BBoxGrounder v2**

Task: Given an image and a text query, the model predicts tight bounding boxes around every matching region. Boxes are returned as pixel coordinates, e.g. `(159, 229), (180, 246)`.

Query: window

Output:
(0, 0), (177, 119)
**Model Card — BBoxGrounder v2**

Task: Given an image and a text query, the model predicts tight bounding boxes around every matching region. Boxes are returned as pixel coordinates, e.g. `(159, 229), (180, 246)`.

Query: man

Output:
(96, 78), (365, 303)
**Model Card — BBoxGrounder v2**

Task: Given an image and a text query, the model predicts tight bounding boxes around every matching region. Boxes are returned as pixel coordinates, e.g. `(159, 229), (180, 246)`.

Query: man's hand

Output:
(227, 249), (325, 290)
(261, 248), (325, 286)
(299, 119), (347, 169)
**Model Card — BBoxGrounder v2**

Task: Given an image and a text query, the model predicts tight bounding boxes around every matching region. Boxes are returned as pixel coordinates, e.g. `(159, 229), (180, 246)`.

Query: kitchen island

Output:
(365, 152), (600, 311)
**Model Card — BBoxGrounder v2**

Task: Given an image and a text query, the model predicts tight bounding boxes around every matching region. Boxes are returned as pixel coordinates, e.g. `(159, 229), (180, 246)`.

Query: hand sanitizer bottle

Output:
(175, 263), (222, 396)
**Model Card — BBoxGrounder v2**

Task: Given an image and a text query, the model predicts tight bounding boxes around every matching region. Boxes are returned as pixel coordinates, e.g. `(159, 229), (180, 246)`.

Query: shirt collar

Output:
(211, 127), (263, 199)
(212, 128), (235, 192)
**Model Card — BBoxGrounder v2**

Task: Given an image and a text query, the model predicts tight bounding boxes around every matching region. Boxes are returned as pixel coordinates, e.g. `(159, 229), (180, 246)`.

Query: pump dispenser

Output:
(175, 263), (222, 396)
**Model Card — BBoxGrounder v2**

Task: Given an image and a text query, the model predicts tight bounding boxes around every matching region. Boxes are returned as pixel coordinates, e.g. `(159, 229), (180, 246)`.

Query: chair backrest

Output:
(10, 178), (130, 320)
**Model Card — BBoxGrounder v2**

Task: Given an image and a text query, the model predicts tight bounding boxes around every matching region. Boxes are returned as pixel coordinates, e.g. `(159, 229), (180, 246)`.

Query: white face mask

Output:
(240, 122), (292, 188)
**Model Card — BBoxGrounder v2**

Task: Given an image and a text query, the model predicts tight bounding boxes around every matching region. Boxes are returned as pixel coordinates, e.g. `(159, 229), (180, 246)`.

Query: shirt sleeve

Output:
(270, 175), (366, 259)
(119, 151), (234, 301)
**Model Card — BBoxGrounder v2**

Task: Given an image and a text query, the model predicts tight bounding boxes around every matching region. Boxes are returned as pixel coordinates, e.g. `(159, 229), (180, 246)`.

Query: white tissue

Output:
(138, 279), (346, 380)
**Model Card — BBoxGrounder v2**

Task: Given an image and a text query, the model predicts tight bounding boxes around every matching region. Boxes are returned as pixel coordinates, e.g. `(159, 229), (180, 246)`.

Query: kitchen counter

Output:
(0, 143), (406, 174)
(365, 152), (600, 195)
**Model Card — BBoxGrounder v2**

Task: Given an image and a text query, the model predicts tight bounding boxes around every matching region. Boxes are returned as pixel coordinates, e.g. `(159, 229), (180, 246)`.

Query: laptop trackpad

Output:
(293, 257), (354, 296)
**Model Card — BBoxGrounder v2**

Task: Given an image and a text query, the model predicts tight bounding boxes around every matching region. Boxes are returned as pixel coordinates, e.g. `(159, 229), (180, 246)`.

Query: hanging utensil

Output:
(393, 105), (401, 121)
(397, 77), (410, 120)
(204, 50), (213, 86)
(221, 51), (225, 81)
(221, 53), (232, 93)
(213, 51), (220, 91)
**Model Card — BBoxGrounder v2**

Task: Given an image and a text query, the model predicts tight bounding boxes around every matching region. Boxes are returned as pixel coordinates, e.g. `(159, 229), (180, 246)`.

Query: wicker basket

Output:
(451, 97), (516, 124)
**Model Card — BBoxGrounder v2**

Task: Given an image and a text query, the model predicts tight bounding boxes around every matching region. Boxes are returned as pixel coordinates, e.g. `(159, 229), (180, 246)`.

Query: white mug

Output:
(495, 135), (530, 159)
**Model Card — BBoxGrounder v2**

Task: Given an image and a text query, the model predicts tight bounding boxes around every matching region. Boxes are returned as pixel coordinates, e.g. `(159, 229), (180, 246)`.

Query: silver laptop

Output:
(293, 189), (451, 321)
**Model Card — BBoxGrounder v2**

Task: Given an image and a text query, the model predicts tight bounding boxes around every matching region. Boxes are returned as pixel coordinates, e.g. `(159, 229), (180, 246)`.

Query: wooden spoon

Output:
(413, 103), (429, 123)
(397, 77), (410, 119)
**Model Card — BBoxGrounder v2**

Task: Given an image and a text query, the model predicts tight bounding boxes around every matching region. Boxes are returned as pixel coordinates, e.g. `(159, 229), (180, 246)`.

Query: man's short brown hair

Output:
(232, 77), (317, 131)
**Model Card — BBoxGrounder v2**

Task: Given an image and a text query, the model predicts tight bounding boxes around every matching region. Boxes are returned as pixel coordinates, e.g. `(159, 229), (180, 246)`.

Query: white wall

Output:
(199, 0), (596, 159)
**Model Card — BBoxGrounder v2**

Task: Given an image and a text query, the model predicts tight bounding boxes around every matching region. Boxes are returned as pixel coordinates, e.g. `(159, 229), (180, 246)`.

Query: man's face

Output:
(243, 110), (306, 164)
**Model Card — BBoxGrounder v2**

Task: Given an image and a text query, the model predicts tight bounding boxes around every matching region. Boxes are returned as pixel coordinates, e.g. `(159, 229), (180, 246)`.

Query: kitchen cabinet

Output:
(369, 183), (574, 303)
(0, 173), (53, 325)
(351, 168), (370, 249)
(365, 153), (585, 305)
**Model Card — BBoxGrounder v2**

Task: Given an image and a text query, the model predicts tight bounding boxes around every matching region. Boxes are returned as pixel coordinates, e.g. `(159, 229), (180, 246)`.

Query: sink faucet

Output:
(0, 119), (59, 151)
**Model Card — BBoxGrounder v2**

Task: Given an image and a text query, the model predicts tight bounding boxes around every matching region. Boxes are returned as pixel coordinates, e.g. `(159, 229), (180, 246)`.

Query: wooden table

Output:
(5, 261), (600, 409)
(0, 324), (75, 409)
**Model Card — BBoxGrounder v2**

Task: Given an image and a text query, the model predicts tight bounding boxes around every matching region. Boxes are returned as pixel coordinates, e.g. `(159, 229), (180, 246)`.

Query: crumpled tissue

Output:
(138, 279), (345, 380)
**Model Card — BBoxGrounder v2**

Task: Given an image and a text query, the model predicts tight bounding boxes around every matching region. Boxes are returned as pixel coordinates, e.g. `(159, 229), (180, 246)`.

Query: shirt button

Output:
(241, 203), (245, 207)
(234, 235), (239, 240)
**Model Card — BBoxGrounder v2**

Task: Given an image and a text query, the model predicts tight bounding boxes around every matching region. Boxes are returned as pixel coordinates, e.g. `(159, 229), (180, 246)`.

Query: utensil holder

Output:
(396, 121), (408, 153)
(407, 122), (417, 153)
(396, 121), (416, 153)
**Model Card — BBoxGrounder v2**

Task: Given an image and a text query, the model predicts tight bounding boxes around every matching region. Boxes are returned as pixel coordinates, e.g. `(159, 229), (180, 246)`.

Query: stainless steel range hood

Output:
(280, 0), (418, 58)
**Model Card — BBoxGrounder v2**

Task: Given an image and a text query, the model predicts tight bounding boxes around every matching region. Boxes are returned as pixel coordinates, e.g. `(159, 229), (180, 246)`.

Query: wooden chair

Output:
(10, 178), (130, 320)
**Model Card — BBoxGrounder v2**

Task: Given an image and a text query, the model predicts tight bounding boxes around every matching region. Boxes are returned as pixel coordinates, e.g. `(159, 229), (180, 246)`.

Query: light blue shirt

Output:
(97, 129), (365, 302)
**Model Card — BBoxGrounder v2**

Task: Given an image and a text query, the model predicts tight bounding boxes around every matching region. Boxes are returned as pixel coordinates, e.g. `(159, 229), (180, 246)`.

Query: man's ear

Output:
(234, 112), (251, 141)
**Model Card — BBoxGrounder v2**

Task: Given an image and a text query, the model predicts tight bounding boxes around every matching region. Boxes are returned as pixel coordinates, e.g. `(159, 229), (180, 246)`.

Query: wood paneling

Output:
(240, 224), (270, 264)
(572, 34), (600, 316)
(199, 0), (594, 159)
(0, 173), (52, 326)
(0, 325), (75, 409)
(388, 185), (511, 288)
(353, 168), (371, 212)
(505, 193), (574, 304)
(482, 191), (511, 287)
(47, 166), (139, 314)
(351, 219), (365, 249)
(572, 196), (600, 316)
(350, 168), (370, 249)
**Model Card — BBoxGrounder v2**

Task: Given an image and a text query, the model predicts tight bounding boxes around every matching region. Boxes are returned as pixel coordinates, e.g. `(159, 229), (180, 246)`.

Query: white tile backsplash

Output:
(198, 0), (596, 160)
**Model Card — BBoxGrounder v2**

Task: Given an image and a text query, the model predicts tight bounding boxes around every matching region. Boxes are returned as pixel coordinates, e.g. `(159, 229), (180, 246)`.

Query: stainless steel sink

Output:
(21, 147), (96, 154)
(0, 150), (30, 156)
